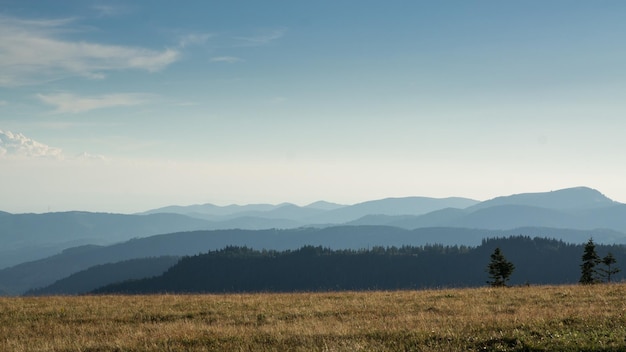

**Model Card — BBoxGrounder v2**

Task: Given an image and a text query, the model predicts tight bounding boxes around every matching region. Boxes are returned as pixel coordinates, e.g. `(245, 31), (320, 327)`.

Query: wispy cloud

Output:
(210, 56), (244, 63)
(74, 151), (108, 161)
(37, 92), (150, 113)
(0, 100), (7, 106)
(178, 33), (213, 48)
(0, 15), (180, 86)
(92, 4), (130, 17)
(0, 129), (63, 159)
(234, 28), (286, 47)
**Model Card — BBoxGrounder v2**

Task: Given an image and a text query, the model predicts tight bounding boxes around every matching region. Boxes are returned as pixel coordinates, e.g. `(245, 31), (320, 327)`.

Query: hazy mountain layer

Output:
(2, 225), (623, 295)
(348, 204), (626, 233)
(25, 256), (180, 296)
(467, 187), (616, 211)
(0, 212), (211, 269)
(141, 196), (480, 223)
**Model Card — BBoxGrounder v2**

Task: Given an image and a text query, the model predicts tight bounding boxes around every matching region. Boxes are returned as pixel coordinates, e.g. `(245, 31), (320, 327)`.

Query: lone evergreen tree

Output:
(579, 238), (600, 285)
(487, 247), (515, 287)
(598, 252), (620, 283)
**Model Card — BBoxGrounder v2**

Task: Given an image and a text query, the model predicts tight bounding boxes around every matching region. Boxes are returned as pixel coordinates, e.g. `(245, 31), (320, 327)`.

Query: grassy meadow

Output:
(1, 284), (626, 351)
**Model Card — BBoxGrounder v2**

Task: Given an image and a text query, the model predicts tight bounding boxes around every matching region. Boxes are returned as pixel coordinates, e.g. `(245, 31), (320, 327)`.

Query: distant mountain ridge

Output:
(140, 187), (619, 223)
(141, 196), (480, 223)
(467, 187), (616, 211)
(346, 188), (626, 233)
(0, 211), (212, 269)
(305, 201), (346, 211)
(3, 186), (626, 295)
(2, 186), (621, 270)
(137, 186), (626, 232)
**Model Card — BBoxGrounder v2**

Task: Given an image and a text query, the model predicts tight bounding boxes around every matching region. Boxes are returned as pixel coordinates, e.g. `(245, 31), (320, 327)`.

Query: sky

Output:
(2, 1), (626, 213)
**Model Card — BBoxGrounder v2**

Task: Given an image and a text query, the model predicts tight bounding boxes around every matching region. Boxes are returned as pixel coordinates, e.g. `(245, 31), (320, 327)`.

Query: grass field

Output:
(1, 284), (625, 351)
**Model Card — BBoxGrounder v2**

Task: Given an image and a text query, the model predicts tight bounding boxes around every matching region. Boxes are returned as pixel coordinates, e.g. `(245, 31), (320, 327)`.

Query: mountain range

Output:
(140, 187), (623, 231)
(140, 196), (480, 223)
(2, 186), (626, 295)
(0, 195), (479, 269)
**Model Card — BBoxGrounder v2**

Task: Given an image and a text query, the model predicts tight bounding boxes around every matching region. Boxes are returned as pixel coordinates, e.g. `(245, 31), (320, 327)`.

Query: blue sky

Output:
(2, 1), (626, 213)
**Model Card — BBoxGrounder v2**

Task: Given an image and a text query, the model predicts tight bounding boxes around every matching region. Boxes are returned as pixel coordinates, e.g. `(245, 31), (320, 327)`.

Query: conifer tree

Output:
(598, 252), (620, 283)
(579, 238), (600, 285)
(487, 247), (515, 287)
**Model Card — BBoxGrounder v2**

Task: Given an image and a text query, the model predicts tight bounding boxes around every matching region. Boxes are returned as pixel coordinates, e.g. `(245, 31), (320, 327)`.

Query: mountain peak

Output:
(469, 186), (617, 211)
(305, 201), (346, 211)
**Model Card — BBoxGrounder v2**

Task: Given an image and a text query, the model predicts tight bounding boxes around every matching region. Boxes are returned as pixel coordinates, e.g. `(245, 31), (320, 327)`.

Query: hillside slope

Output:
(93, 236), (626, 294)
(25, 256), (180, 296)
(9, 226), (624, 295)
(0, 212), (211, 269)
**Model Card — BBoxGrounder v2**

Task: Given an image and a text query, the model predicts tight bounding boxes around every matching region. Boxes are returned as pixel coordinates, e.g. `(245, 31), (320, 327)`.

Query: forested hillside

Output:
(25, 256), (179, 296)
(94, 236), (626, 294)
(6, 226), (616, 295)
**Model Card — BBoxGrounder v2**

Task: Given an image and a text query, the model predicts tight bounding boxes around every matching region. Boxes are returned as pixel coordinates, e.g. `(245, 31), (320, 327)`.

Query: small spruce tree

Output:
(487, 247), (515, 287)
(579, 238), (600, 285)
(598, 252), (620, 283)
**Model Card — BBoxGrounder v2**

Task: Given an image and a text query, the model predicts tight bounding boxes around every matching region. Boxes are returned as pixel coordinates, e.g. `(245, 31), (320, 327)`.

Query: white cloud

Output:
(92, 4), (130, 17)
(210, 56), (244, 63)
(0, 15), (180, 86)
(37, 92), (149, 113)
(0, 100), (7, 106)
(178, 33), (213, 48)
(0, 129), (111, 163)
(75, 151), (108, 161)
(0, 129), (63, 159)
(234, 28), (286, 47)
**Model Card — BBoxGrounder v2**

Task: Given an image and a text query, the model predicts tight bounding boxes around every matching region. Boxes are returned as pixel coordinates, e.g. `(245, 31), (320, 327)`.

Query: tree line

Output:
(92, 236), (626, 294)
(486, 238), (620, 287)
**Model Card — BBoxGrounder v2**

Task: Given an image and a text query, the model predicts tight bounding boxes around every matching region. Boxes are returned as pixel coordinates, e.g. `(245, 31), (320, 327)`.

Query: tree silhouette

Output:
(598, 252), (620, 283)
(486, 247), (515, 287)
(579, 238), (600, 285)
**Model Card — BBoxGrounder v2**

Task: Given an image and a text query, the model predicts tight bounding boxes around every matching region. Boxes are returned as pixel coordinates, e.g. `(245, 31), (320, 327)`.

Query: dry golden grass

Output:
(1, 284), (626, 351)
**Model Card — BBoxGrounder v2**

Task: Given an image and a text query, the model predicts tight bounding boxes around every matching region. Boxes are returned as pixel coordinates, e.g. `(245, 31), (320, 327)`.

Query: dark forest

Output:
(93, 236), (625, 294)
